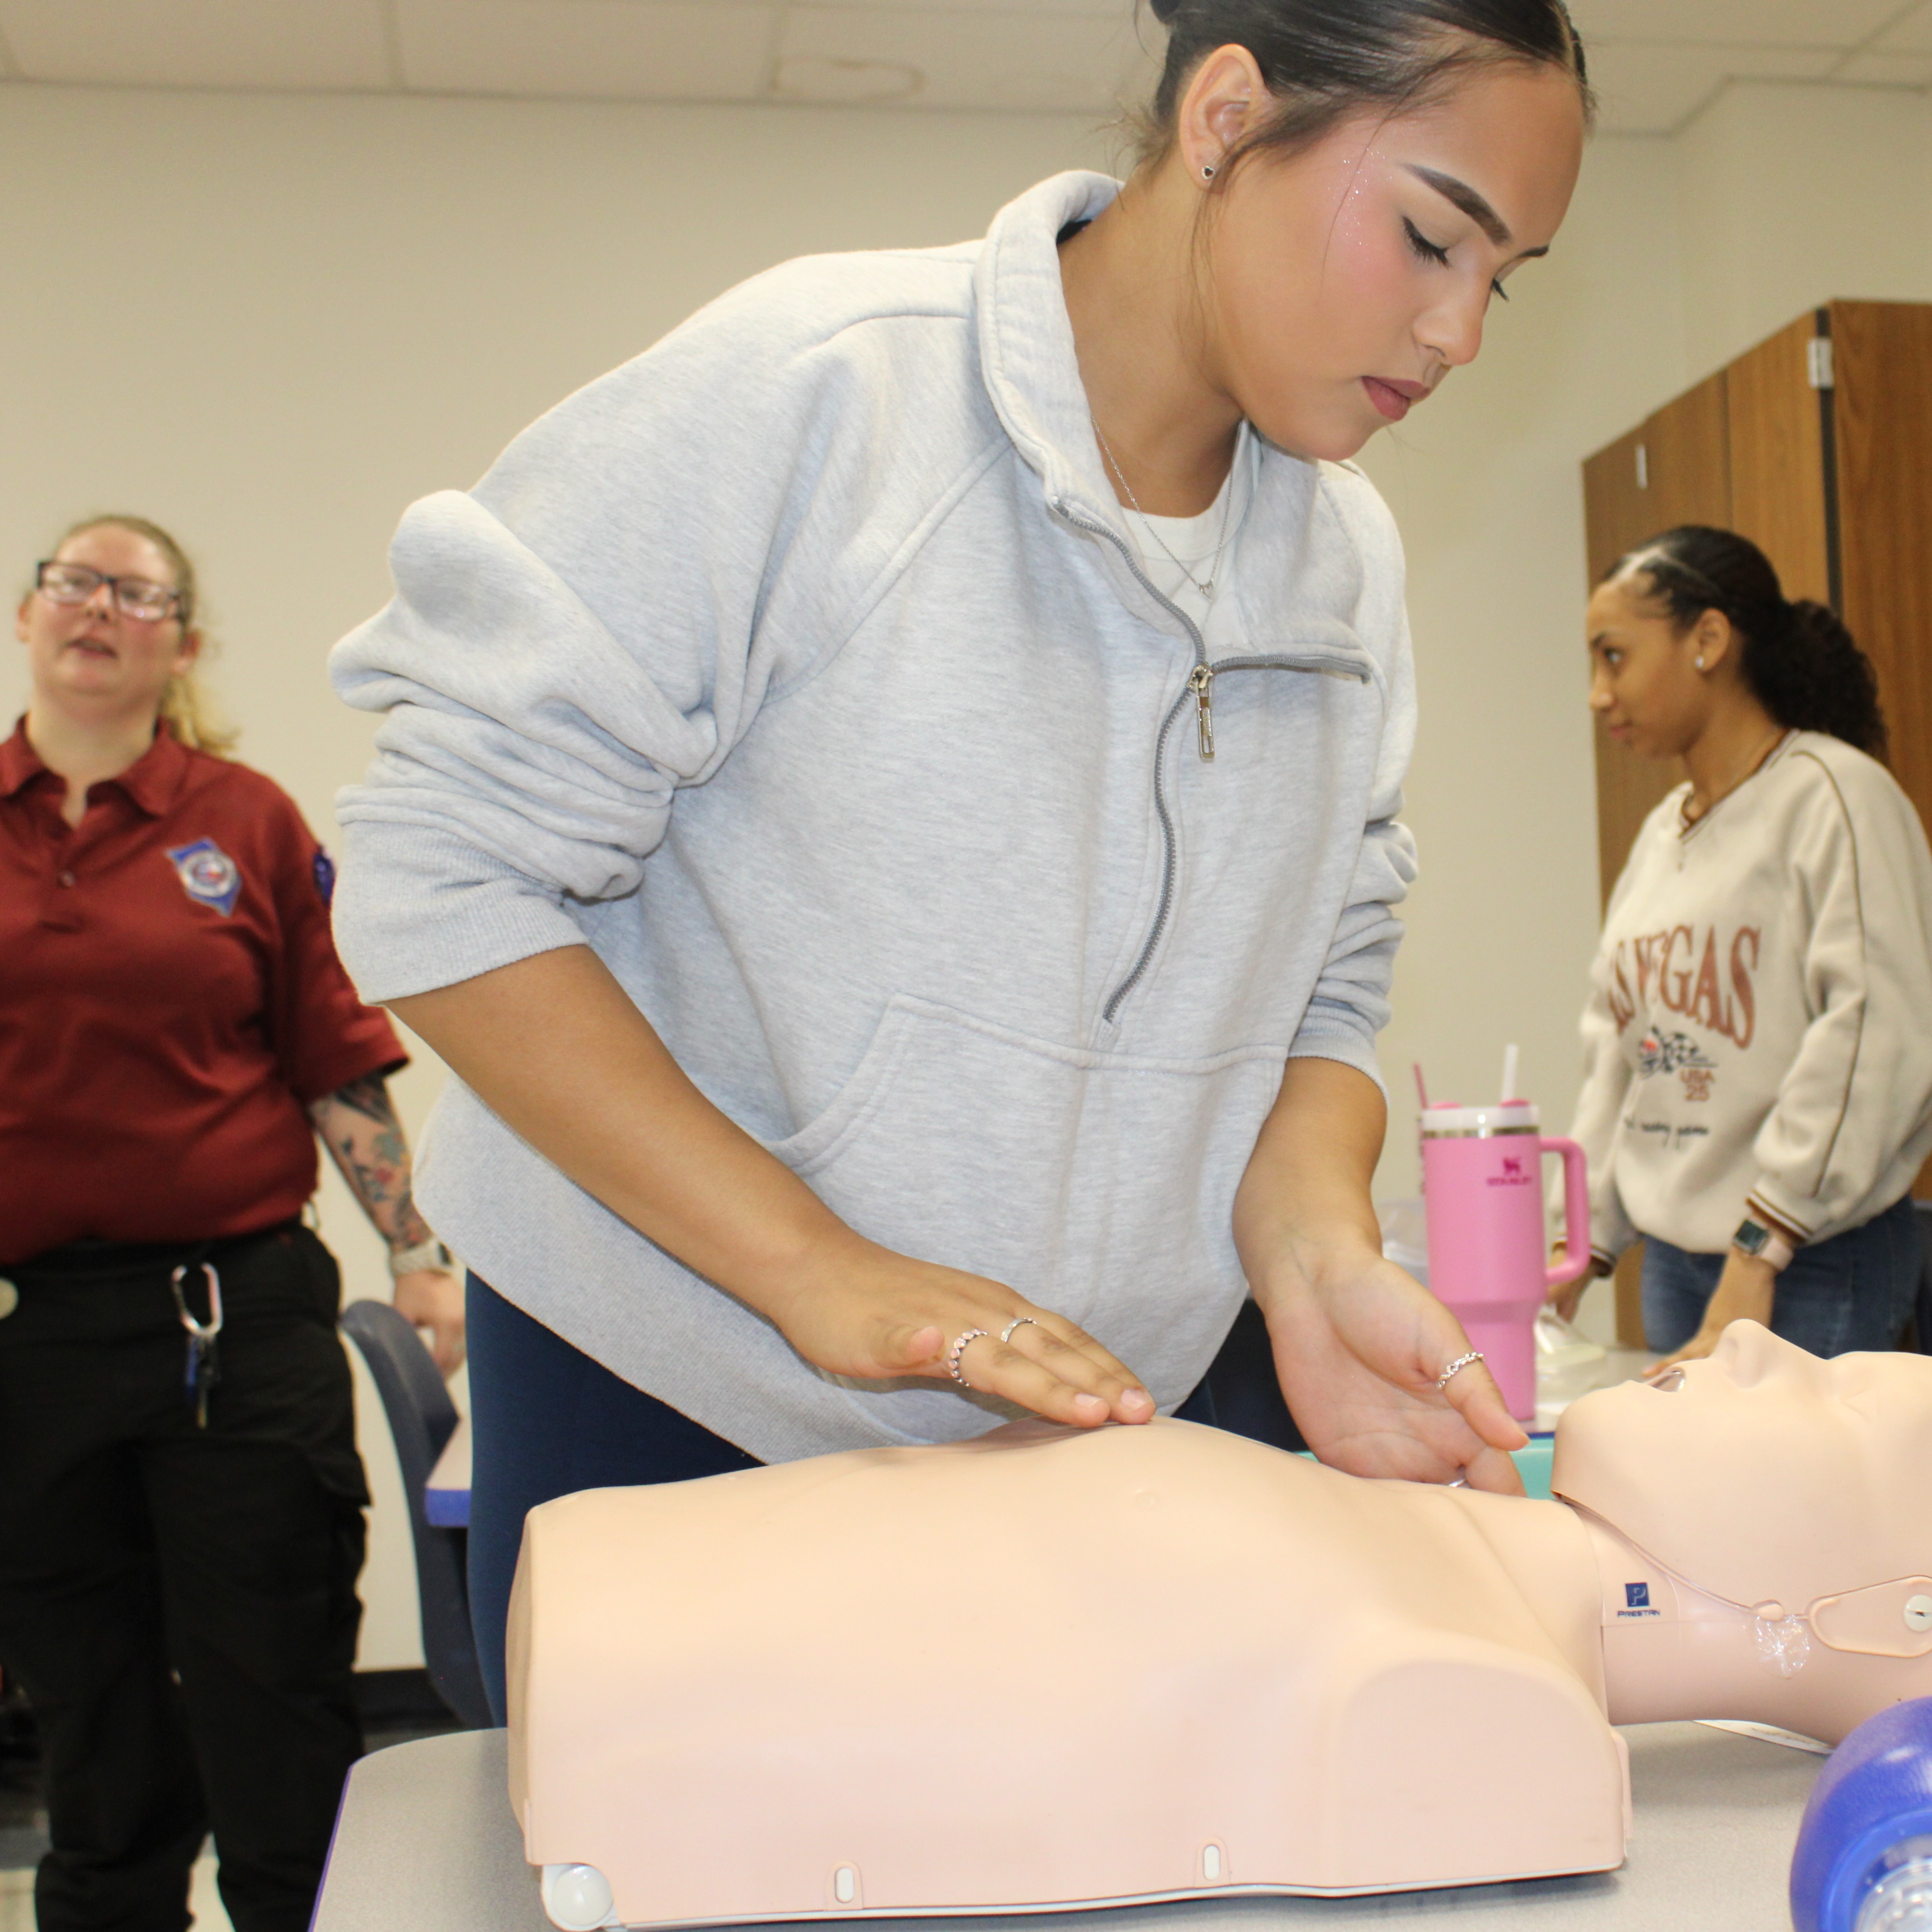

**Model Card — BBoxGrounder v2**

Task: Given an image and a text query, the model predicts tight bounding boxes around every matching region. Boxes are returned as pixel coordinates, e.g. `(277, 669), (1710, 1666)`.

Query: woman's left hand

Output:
(1254, 1232), (1531, 1495)
(1644, 1248), (1775, 1378)
(1235, 1058), (1527, 1495)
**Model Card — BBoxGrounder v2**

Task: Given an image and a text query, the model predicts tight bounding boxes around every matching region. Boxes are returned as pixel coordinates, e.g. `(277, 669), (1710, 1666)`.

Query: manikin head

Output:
(1555, 1325), (1932, 1659)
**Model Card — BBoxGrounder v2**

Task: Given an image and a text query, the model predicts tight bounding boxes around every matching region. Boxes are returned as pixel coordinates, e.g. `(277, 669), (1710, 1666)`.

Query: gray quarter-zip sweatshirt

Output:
(328, 170), (1419, 1462)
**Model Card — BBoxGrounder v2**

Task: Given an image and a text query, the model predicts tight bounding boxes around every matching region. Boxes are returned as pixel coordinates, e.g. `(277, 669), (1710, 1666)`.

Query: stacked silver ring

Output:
(947, 1328), (990, 1386)
(1435, 1349), (1485, 1392)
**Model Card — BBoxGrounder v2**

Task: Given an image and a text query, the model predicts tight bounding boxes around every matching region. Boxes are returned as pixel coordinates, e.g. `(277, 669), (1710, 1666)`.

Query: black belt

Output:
(7, 1218), (304, 1285)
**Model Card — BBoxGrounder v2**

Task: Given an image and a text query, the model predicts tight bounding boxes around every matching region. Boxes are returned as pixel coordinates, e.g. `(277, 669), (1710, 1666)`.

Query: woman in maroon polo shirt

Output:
(0, 515), (464, 1932)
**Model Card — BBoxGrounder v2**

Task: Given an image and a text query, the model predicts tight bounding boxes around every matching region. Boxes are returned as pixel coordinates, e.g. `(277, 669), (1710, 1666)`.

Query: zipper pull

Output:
(1188, 663), (1216, 763)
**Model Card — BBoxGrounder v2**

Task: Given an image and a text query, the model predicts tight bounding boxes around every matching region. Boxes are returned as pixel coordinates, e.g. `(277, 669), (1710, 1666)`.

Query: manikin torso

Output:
(508, 1326), (1932, 1927)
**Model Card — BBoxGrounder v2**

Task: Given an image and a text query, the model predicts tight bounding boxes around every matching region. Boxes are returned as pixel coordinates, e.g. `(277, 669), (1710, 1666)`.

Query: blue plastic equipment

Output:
(1791, 1697), (1932, 1932)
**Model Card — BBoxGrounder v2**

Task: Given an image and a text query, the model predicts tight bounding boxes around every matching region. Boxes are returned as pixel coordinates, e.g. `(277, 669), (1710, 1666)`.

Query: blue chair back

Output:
(340, 1299), (492, 1729)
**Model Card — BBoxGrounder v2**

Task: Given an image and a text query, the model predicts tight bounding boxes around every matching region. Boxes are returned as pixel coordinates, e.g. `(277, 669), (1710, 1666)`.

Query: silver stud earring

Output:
(1201, 163), (1216, 180)
(1695, 655), (1707, 670)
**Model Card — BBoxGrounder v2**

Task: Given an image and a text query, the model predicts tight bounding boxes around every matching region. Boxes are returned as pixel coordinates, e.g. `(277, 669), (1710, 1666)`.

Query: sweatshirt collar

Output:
(973, 171), (1136, 540)
(971, 172), (1373, 676)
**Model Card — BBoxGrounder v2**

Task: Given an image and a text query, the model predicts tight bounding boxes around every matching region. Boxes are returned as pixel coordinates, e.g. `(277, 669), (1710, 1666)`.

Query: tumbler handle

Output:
(1543, 1136), (1592, 1291)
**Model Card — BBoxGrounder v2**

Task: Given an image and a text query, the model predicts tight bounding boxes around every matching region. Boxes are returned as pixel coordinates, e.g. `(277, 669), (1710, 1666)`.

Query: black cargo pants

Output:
(0, 1222), (368, 1932)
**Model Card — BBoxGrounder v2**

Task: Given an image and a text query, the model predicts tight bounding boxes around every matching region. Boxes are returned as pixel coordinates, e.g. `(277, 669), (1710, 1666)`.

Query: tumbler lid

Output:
(1421, 1101), (1540, 1137)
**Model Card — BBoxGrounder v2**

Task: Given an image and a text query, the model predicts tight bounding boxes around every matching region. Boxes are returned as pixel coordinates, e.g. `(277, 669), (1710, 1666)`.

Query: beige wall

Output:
(4, 74), (1929, 1640)
(1676, 82), (1932, 382)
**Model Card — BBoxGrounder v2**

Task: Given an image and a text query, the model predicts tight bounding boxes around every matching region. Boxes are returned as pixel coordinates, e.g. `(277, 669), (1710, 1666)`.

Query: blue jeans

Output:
(1641, 1194), (1921, 1358)
(465, 1276), (1223, 1720)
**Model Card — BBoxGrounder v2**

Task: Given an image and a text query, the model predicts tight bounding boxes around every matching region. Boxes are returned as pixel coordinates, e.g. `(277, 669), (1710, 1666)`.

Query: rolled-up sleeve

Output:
(330, 491), (715, 1001)
(327, 275), (872, 1006)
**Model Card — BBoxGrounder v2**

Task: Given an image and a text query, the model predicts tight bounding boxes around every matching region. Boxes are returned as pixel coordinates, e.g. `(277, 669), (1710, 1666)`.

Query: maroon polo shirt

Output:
(0, 720), (405, 1265)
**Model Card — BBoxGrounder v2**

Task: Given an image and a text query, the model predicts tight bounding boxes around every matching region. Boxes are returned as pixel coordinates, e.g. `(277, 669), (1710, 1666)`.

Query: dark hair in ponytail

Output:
(1611, 525), (1888, 760)
(1135, 0), (1592, 173)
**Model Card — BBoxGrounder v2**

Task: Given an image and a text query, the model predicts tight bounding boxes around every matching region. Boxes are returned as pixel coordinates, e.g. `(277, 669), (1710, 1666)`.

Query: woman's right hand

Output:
(773, 1237), (1156, 1428)
(392, 950), (1159, 1431)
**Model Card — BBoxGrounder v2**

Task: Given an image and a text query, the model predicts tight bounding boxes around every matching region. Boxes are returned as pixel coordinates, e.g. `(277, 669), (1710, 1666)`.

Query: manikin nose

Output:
(1707, 1319), (1807, 1389)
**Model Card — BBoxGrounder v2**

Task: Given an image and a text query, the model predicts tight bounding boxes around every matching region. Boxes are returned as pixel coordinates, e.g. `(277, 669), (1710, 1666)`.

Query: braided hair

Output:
(1134, 0), (1592, 172)
(1612, 526), (1887, 760)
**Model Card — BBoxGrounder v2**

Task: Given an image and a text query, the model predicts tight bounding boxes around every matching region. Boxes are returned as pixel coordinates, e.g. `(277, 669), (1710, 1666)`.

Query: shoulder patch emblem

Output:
(167, 838), (243, 917)
(313, 849), (336, 908)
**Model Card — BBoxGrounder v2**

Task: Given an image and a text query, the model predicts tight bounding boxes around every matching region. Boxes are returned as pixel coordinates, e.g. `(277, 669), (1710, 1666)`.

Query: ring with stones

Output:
(1435, 1350), (1485, 1393)
(947, 1328), (991, 1387)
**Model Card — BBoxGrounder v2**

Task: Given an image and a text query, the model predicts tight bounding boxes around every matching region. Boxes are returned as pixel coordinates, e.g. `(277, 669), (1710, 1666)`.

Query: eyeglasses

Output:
(35, 561), (186, 623)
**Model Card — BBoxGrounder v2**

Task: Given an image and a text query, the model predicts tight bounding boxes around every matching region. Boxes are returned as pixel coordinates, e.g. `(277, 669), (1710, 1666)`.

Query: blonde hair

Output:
(45, 514), (239, 756)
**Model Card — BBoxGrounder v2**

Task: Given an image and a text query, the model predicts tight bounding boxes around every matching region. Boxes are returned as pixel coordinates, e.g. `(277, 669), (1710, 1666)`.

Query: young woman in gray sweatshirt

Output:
(329, 0), (1591, 1710)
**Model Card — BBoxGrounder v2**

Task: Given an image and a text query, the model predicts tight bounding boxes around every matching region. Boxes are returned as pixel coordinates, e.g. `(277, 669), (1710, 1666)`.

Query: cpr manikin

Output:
(508, 1325), (1932, 1927)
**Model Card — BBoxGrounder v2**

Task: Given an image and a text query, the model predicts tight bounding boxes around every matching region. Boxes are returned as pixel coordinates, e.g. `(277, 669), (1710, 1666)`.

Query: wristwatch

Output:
(1731, 1216), (1795, 1273)
(388, 1236), (454, 1279)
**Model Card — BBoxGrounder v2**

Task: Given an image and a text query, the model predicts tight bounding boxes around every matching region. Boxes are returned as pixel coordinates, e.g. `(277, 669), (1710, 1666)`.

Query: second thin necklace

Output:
(1092, 420), (1240, 600)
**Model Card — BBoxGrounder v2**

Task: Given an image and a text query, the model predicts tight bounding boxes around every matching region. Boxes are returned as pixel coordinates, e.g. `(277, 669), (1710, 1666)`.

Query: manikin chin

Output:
(506, 1322), (1932, 1927)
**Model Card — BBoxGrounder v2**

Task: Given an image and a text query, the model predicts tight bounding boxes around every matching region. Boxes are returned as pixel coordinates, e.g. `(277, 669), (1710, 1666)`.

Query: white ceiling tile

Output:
(0, 0), (390, 89)
(1570, 0), (1898, 51)
(804, 0), (1129, 13)
(1835, 49), (1932, 84)
(1584, 39), (1842, 133)
(397, 0), (775, 101)
(778, 6), (1151, 112)
(1872, 0), (1932, 54)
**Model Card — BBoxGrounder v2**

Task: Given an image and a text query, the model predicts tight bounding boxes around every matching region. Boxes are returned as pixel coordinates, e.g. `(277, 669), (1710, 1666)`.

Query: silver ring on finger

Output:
(947, 1328), (991, 1387)
(999, 1315), (1040, 1346)
(1435, 1349), (1484, 1393)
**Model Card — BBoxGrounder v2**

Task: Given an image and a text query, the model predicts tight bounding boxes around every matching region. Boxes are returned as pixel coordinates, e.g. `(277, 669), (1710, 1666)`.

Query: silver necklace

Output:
(1093, 420), (1240, 600)
(1682, 727), (1787, 827)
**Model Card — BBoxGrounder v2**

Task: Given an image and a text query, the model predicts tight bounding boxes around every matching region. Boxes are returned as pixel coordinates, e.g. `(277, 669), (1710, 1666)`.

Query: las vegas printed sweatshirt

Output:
(1569, 731), (1932, 1262)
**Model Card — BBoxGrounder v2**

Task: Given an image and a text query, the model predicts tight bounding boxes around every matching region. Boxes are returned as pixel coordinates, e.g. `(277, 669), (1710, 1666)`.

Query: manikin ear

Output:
(1176, 44), (1270, 184)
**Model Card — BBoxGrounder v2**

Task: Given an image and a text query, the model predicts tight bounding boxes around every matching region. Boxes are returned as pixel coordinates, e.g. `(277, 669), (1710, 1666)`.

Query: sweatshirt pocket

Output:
(765, 994), (1285, 1433)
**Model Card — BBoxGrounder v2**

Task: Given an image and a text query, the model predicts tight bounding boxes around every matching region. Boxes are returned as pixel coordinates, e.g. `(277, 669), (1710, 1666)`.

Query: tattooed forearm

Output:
(322, 1071), (396, 1129)
(310, 1076), (433, 1251)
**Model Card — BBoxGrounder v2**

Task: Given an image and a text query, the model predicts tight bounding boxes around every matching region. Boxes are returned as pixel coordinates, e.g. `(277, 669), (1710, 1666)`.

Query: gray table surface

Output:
(314, 1724), (1815, 1932)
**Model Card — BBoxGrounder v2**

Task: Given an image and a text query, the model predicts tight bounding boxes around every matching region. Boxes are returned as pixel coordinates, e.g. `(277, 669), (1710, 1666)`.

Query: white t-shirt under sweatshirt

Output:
(1569, 730), (1932, 1262)
(1118, 424), (1259, 652)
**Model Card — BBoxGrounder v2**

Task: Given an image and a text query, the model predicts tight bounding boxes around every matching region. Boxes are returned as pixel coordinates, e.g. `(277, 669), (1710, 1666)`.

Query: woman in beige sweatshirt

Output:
(1563, 525), (1932, 1369)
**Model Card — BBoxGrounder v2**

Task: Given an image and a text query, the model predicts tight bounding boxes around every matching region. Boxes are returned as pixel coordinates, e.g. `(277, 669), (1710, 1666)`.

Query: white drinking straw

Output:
(1500, 1043), (1519, 1104)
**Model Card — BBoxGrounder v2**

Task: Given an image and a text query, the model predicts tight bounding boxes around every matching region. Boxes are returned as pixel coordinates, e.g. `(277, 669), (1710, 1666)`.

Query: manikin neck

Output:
(1573, 1506), (1889, 1746)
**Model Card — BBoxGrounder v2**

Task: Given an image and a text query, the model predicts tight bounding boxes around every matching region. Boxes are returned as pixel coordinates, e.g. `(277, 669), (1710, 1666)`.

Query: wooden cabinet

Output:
(1580, 303), (1932, 1339)
(1581, 302), (1932, 905)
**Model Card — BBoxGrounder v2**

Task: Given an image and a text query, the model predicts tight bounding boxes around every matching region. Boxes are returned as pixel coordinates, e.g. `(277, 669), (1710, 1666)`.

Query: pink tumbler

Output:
(1421, 1101), (1591, 1422)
